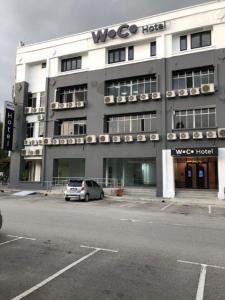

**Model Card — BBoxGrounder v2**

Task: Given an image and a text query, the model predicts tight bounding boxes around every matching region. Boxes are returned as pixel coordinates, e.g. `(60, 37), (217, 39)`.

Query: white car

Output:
(64, 179), (104, 202)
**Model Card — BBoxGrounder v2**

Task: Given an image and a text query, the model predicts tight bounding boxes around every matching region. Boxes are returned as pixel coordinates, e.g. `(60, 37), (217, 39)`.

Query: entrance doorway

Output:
(174, 157), (217, 189)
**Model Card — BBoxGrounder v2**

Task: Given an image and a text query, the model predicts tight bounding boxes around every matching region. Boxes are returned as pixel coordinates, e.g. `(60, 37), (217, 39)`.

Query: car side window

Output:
(86, 180), (92, 187)
(92, 181), (99, 187)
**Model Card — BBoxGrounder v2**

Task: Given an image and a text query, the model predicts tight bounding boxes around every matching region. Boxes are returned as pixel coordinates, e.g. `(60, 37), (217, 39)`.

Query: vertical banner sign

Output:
(2, 101), (14, 151)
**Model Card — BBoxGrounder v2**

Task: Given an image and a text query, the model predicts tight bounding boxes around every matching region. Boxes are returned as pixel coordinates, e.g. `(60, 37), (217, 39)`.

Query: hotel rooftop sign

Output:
(91, 22), (166, 44)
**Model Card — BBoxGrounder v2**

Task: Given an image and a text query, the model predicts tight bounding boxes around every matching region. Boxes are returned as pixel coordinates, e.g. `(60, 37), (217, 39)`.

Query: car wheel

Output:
(99, 192), (104, 200)
(65, 197), (70, 201)
(84, 194), (89, 202)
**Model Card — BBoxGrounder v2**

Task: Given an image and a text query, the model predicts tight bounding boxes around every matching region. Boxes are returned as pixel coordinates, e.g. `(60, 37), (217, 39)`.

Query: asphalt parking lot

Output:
(0, 193), (225, 299)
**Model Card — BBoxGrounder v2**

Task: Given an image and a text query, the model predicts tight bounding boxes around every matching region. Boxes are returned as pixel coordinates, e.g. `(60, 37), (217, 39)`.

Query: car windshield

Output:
(68, 180), (83, 187)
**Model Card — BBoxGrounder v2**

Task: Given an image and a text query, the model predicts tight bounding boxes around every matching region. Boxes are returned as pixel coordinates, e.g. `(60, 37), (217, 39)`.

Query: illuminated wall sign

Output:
(2, 101), (14, 151)
(171, 147), (218, 157)
(91, 22), (166, 44)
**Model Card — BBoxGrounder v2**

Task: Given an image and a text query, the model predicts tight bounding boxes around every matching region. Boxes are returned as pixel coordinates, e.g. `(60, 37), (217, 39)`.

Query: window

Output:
(128, 46), (134, 61)
(40, 92), (45, 107)
(106, 112), (157, 134)
(180, 35), (187, 51)
(108, 48), (126, 64)
(55, 119), (87, 136)
(57, 85), (87, 103)
(150, 41), (156, 57)
(42, 62), (46, 68)
(61, 56), (82, 72)
(174, 107), (216, 130)
(172, 66), (214, 90)
(28, 93), (37, 108)
(106, 75), (157, 97)
(191, 31), (211, 49)
(26, 123), (34, 138)
(38, 122), (44, 137)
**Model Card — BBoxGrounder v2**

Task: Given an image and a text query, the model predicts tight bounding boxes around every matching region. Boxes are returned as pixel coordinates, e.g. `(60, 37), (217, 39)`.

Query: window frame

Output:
(150, 41), (156, 57)
(180, 35), (187, 51)
(61, 56), (82, 72)
(173, 107), (216, 130)
(108, 48), (126, 64)
(191, 31), (211, 49)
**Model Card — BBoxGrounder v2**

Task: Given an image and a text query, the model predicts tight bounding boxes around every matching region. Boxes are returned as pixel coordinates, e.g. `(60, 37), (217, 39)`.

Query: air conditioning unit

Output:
(39, 107), (45, 113)
(56, 103), (66, 109)
(150, 133), (160, 141)
(66, 102), (74, 109)
(206, 131), (217, 139)
(34, 149), (43, 156)
(179, 132), (190, 140)
(28, 150), (34, 156)
(166, 91), (176, 98)
(67, 138), (76, 144)
(76, 137), (85, 144)
(151, 92), (161, 100)
(201, 83), (215, 94)
(31, 107), (38, 114)
(167, 133), (177, 140)
(137, 134), (146, 142)
(104, 95), (115, 104)
(112, 135), (121, 143)
(86, 135), (97, 144)
(116, 96), (126, 104)
(51, 102), (59, 109)
(99, 135), (110, 143)
(178, 89), (188, 97)
(192, 131), (203, 139)
(127, 95), (137, 102)
(139, 94), (149, 101)
(21, 149), (27, 156)
(59, 139), (68, 145)
(37, 138), (44, 145)
(218, 128), (225, 138)
(24, 139), (30, 146)
(38, 114), (44, 121)
(24, 107), (32, 114)
(30, 139), (38, 146)
(43, 138), (52, 145)
(124, 135), (133, 143)
(52, 139), (60, 145)
(190, 88), (200, 96)
(76, 101), (85, 108)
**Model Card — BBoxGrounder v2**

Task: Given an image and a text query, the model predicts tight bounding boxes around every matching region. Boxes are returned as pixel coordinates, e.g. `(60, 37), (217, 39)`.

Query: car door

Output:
(86, 180), (94, 199)
(92, 181), (101, 199)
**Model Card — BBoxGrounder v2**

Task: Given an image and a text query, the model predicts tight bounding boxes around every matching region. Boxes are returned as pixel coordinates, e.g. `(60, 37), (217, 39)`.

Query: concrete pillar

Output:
(218, 148), (225, 200)
(162, 149), (175, 198)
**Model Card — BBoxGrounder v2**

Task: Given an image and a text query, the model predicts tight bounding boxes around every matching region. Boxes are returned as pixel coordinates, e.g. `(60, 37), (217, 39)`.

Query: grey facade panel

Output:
(9, 48), (225, 196)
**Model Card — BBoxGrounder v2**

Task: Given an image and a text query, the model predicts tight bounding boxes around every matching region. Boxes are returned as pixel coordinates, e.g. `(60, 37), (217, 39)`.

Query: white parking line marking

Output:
(8, 235), (36, 241)
(196, 264), (207, 300)
(208, 205), (212, 215)
(80, 245), (119, 253)
(177, 260), (225, 270)
(161, 203), (173, 211)
(12, 245), (118, 300)
(0, 237), (23, 246)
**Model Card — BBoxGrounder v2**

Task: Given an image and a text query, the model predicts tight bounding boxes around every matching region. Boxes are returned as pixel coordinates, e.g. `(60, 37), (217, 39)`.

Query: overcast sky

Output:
(0, 0), (211, 118)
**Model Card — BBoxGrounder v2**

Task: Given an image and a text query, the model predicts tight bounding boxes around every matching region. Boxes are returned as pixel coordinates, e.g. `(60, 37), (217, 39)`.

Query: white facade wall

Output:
(15, 1), (225, 84)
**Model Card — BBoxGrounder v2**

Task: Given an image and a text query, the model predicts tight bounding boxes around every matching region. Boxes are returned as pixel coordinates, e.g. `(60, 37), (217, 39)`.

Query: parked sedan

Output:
(64, 179), (104, 202)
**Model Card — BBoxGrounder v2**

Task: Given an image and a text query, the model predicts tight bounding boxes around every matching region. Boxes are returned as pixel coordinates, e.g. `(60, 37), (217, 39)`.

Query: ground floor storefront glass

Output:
(104, 158), (156, 187)
(174, 157), (218, 189)
(54, 158), (85, 179)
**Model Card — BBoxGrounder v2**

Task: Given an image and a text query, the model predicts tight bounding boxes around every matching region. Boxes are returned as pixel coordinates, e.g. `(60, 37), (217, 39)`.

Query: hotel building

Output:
(10, 1), (225, 199)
